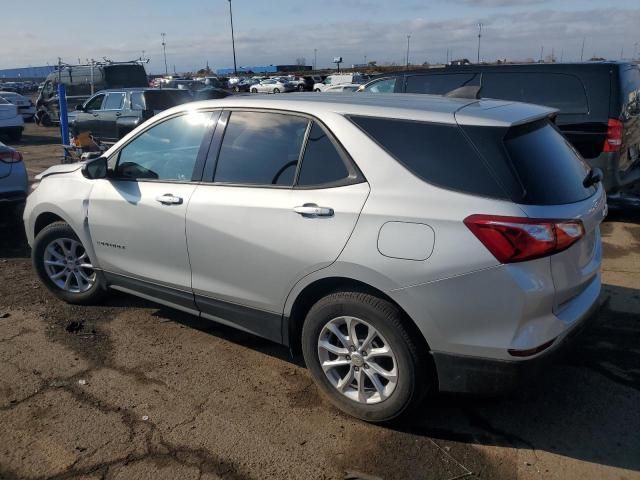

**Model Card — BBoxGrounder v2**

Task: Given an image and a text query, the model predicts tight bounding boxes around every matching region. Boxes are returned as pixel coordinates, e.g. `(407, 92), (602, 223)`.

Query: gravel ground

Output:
(0, 123), (638, 480)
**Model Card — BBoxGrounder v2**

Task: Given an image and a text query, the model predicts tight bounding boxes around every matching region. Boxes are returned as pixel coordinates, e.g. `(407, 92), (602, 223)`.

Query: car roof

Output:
(169, 92), (556, 127)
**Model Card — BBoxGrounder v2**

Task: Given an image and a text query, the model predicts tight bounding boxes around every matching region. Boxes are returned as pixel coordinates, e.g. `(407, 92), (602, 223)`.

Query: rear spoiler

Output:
(454, 100), (559, 128)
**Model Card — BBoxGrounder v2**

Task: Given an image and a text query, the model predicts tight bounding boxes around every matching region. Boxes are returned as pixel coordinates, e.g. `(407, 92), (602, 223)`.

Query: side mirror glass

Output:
(82, 157), (108, 180)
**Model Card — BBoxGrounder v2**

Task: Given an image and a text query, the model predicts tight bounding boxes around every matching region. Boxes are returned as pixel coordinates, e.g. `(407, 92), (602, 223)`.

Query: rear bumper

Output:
(432, 295), (600, 395)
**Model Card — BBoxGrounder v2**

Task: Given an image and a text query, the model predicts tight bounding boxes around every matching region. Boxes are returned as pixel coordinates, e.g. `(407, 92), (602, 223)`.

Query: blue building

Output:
(216, 64), (311, 75)
(0, 66), (56, 81)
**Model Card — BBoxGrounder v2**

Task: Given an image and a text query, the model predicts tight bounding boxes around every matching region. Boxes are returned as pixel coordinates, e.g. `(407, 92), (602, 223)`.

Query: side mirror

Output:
(81, 157), (108, 180)
(76, 104), (85, 111)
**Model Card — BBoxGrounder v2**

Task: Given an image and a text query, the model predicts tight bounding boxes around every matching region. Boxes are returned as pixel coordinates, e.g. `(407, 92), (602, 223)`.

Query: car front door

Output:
(88, 110), (216, 310)
(186, 110), (370, 342)
(74, 93), (105, 137)
(97, 91), (126, 142)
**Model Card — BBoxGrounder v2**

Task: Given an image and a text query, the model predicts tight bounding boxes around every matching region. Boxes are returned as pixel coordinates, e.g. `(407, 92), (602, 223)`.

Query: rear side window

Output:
(350, 116), (507, 198)
(297, 123), (350, 186)
(214, 111), (309, 186)
(503, 121), (595, 204)
(405, 73), (479, 94)
(143, 90), (191, 111)
(103, 92), (125, 110)
(481, 72), (588, 113)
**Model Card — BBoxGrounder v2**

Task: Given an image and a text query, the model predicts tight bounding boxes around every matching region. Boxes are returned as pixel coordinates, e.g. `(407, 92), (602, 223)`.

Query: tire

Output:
(314, 88), (321, 92)
(273, 88), (280, 94)
(301, 291), (428, 423)
(32, 222), (106, 305)
(251, 88), (258, 93)
(234, 86), (240, 92)
(297, 85), (305, 92)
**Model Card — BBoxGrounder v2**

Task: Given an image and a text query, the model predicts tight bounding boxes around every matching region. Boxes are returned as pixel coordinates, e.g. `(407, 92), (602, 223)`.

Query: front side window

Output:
(297, 123), (350, 186)
(103, 92), (125, 110)
(364, 78), (396, 93)
(115, 112), (213, 181)
(213, 111), (309, 186)
(84, 94), (105, 111)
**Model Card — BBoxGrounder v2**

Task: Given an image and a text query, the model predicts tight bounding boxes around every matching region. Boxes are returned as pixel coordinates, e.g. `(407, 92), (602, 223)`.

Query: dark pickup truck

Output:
(71, 88), (191, 143)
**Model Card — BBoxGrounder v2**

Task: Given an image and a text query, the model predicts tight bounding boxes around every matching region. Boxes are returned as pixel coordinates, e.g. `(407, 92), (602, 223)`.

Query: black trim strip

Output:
(195, 294), (283, 344)
(104, 271), (197, 311)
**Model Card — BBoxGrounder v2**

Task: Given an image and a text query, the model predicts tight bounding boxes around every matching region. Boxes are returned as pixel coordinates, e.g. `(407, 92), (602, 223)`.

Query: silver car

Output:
(1, 141), (28, 215)
(24, 94), (605, 422)
(250, 78), (294, 94)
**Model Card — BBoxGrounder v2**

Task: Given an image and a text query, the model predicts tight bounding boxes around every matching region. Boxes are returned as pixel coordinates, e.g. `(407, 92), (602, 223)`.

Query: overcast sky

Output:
(1, 0), (639, 73)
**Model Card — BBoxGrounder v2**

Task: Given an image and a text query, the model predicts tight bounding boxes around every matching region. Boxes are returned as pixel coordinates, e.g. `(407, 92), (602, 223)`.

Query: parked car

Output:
(36, 63), (149, 126)
(250, 78), (295, 94)
(0, 141), (27, 216)
(360, 62), (640, 193)
(323, 84), (362, 92)
(25, 93), (605, 422)
(230, 78), (259, 92)
(0, 96), (24, 141)
(0, 91), (36, 121)
(71, 88), (191, 144)
(193, 88), (233, 101)
(202, 77), (224, 89)
(314, 73), (366, 92)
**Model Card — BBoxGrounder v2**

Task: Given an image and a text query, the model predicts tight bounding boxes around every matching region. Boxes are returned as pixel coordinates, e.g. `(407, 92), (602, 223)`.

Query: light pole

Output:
(161, 33), (168, 76)
(477, 23), (483, 64)
(634, 42), (638, 60)
(580, 37), (585, 62)
(406, 34), (411, 69)
(313, 48), (317, 70)
(228, 0), (238, 75)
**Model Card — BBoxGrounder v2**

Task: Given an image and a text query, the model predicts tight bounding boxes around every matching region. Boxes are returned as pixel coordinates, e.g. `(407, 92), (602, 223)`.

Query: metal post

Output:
(161, 33), (168, 76)
(313, 49), (317, 70)
(90, 59), (95, 95)
(580, 37), (585, 62)
(58, 83), (69, 161)
(406, 35), (411, 69)
(228, 0), (238, 75)
(477, 23), (483, 64)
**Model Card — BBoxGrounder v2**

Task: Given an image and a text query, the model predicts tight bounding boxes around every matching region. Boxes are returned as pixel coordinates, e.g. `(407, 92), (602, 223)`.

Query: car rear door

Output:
(186, 110), (369, 342)
(97, 92), (126, 142)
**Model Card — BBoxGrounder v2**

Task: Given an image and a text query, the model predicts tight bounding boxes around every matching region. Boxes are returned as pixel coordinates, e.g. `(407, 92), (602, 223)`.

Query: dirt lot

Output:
(0, 123), (638, 480)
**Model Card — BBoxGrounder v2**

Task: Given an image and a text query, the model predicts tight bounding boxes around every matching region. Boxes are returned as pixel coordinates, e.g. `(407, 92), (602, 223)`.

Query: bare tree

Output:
(295, 57), (306, 66)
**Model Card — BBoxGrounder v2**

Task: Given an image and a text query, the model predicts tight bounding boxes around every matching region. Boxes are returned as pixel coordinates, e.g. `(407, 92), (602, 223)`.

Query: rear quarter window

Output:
(481, 72), (588, 114)
(349, 116), (508, 199)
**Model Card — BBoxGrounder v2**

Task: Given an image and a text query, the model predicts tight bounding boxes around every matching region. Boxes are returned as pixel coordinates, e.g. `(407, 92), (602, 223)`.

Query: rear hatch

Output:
(501, 120), (605, 309)
(459, 108), (605, 310)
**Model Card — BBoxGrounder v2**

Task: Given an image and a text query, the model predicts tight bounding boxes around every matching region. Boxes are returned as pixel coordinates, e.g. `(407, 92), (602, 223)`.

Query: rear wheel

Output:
(32, 222), (106, 304)
(250, 88), (258, 93)
(297, 84), (305, 92)
(301, 291), (428, 422)
(273, 88), (280, 94)
(314, 88), (321, 92)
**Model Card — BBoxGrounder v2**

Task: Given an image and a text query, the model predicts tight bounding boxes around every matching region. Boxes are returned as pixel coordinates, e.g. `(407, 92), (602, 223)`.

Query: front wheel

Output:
(32, 222), (106, 305)
(250, 88), (258, 93)
(297, 85), (305, 92)
(273, 88), (280, 94)
(314, 88), (321, 92)
(234, 86), (240, 92)
(301, 291), (428, 422)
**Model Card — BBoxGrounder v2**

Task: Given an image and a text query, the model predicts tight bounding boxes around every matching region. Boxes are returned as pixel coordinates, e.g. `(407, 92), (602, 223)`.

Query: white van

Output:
(313, 73), (366, 91)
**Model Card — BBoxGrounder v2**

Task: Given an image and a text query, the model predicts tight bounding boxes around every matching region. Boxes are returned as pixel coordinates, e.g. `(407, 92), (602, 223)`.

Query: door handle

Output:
(155, 194), (183, 205)
(293, 204), (334, 217)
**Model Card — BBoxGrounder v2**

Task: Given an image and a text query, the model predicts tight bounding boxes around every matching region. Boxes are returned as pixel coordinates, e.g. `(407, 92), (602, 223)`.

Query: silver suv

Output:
(24, 94), (605, 422)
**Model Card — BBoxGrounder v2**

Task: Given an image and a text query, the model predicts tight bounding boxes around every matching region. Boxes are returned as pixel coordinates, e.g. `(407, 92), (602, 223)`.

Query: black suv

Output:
(362, 62), (640, 193)
(71, 88), (191, 143)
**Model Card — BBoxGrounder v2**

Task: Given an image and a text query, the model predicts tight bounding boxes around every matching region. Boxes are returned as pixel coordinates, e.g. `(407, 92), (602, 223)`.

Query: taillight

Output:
(464, 214), (585, 263)
(603, 118), (623, 152)
(0, 150), (22, 163)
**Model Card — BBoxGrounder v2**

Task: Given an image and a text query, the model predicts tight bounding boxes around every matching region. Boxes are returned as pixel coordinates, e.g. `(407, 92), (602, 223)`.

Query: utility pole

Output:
(634, 42), (638, 60)
(406, 34), (411, 69)
(620, 46), (624, 60)
(477, 23), (483, 64)
(228, 0), (238, 75)
(313, 48), (317, 70)
(540, 45), (544, 62)
(364, 55), (367, 66)
(580, 37), (585, 62)
(161, 33), (168, 76)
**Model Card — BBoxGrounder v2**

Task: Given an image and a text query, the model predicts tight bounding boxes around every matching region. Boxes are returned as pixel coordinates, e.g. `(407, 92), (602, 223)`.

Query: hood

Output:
(35, 163), (83, 180)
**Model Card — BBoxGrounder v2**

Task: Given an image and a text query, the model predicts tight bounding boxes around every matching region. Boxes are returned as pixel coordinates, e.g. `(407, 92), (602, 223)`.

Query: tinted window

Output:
(351, 116), (506, 198)
(143, 90), (191, 110)
(214, 111), (309, 186)
(115, 112), (212, 181)
(405, 73), (478, 94)
(103, 92), (125, 110)
(364, 78), (396, 93)
(84, 94), (105, 111)
(504, 121), (594, 204)
(298, 123), (350, 186)
(130, 92), (145, 110)
(481, 73), (588, 113)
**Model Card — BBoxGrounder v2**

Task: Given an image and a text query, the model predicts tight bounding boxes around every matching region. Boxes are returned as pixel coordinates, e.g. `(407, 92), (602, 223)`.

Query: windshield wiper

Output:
(583, 167), (603, 188)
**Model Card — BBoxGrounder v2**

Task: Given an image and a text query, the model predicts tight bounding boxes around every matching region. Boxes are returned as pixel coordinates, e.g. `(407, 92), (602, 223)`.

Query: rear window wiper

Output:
(583, 167), (603, 188)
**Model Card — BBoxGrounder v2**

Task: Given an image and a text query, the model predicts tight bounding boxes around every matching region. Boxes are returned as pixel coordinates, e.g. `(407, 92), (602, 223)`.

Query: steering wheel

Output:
(271, 160), (298, 185)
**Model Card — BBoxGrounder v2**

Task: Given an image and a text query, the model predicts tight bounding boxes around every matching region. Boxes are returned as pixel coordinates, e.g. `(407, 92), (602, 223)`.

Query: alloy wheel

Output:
(43, 238), (96, 293)
(317, 316), (398, 404)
